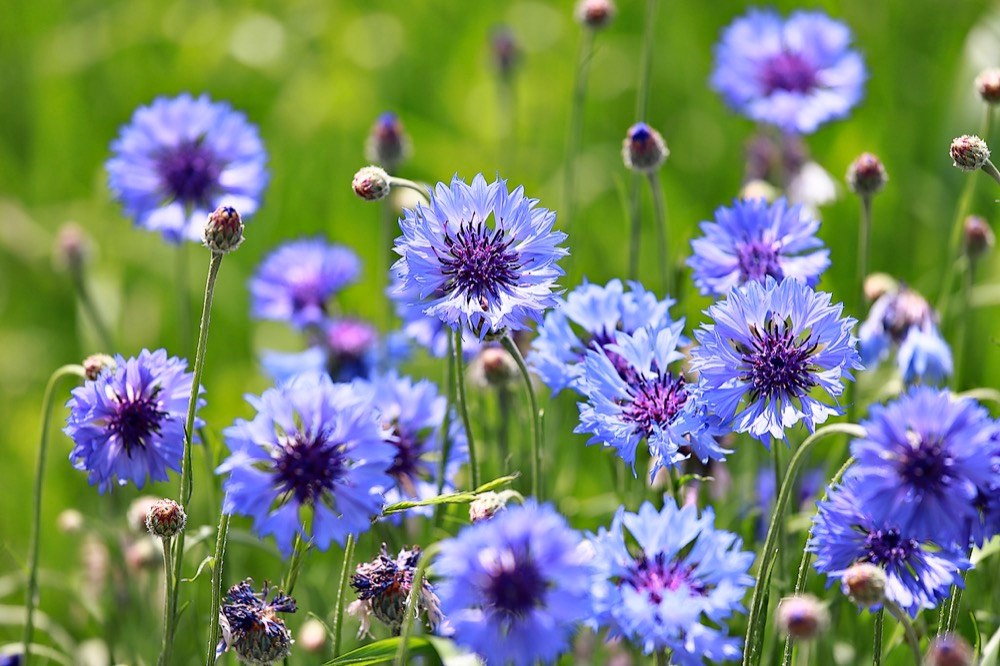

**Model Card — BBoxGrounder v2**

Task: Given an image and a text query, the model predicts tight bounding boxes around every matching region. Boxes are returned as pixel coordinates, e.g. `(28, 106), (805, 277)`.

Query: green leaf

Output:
(381, 474), (519, 515)
(982, 621), (1000, 666)
(323, 636), (443, 665)
(182, 555), (214, 583)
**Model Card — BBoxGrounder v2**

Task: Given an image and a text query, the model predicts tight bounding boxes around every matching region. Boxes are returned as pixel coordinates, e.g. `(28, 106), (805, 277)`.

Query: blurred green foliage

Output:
(2, 0), (999, 663)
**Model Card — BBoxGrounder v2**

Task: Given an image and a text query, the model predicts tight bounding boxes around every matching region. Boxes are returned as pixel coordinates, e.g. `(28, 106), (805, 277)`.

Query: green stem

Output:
(646, 171), (672, 297)
(952, 260), (974, 390)
(331, 534), (356, 659)
(872, 608), (884, 666)
(453, 329), (479, 488)
(282, 533), (311, 596)
(743, 423), (867, 666)
(379, 199), (394, 329)
(857, 194), (873, 317)
(164, 251), (224, 665)
(69, 265), (115, 352)
(497, 386), (513, 473)
(981, 158), (1000, 187)
(434, 335), (457, 527)
(387, 176), (431, 200)
(563, 28), (595, 241)
(958, 386), (1000, 403)
(158, 539), (175, 666)
(635, 0), (659, 121)
(24, 364), (85, 666)
(205, 512), (230, 665)
(393, 544), (437, 666)
(501, 334), (542, 500)
(772, 441), (787, 578)
(781, 457), (857, 666)
(656, 649), (671, 666)
(942, 569), (967, 634)
(885, 601), (922, 665)
(628, 174), (643, 281)
(176, 244), (192, 356)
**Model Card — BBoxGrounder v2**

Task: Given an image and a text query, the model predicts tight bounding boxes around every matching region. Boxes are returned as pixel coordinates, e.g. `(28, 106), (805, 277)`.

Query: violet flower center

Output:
(439, 217), (522, 311)
(109, 391), (167, 455)
(897, 432), (952, 492)
(761, 51), (818, 94)
(622, 373), (688, 438)
(739, 318), (818, 401)
(622, 553), (708, 604)
(736, 240), (784, 283)
(863, 527), (917, 567)
(483, 549), (547, 618)
(157, 140), (221, 205)
(273, 432), (346, 505)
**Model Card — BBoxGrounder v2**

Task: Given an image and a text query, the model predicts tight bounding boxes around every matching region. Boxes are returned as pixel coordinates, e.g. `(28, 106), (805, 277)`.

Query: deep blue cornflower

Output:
(63, 349), (203, 493)
(529, 279), (679, 395)
(434, 501), (594, 666)
(859, 285), (952, 384)
(389, 272), (481, 359)
(352, 372), (467, 519)
(690, 277), (861, 443)
(711, 9), (866, 134)
(260, 318), (409, 384)
(391, 174), (567, 339)
(250, 238), (361, 329)
(107, 93), (267, 244)
(349, 544), (444, 636)
(846, 387), (1000, 548)
(218, 578), (297, 665)
(687, 197), (830, 297)
(216, 372), (395, 556)
(576, 325), (728, 477)
(588, 499), (754, 664)
(808, 477), (969, 617)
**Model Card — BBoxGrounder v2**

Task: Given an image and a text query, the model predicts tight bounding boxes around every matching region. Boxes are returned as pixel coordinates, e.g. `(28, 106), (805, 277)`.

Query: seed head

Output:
(963, 215), (995, 260)
(145, 498), (187, 538)
(950, 135), (990, 172)
(82, 353), (116, 381)
(623, 122), (669, 173)
(841, 562), (887, 609)
(352, 166), (391, 202)
(576, 0), (616, 29)
(975, 67), (1000, 104)
(203, 205), (244, 254)
(846, 152), (888, 196)
(776, 595), (829, 641)
(925, 634), (974, 666)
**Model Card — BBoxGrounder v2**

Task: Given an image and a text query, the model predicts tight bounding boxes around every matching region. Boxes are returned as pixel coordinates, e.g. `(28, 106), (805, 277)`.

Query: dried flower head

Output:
(218, 579), (297, 665)
(349, 544), (443, 636)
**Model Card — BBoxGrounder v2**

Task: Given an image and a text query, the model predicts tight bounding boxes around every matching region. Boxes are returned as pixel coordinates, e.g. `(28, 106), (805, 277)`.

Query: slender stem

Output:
(164, 251), (224, 664)
(635, 0), (659, 121)
(69, 265), (115, 352)
(958, 386), (1000, 403)
(176, 245), (192, 356)
(942, 569), (967, 634)
(158, 539), (175, 666)
(24, 364), (85, 666)
(952, 260), (974, 390)
(497, 386), (512, 473)
(857, 194), (873, 317)
(885, 601), (922, 664)
(646, 171), (672, 297)
(656, 649), (671, 666)
(563, 29), (595, 241)
(331, 534), (356, 659)
(501, 334), (542, 500)
(981, 158), (1000, 186)
(453, 329), (479, 488)
(379, 199), (394, 328)
(434, 335), (457, 527)
(282, 533), (310, 597)
(205, 512), (230, 666)
(781, 457), (857, 666)
(394, 544), (437, 666)
(772, 442), (787, 577)
(628, 174), (643, 281)
(743, 424), (867, 666)
(872, 608), (884, 665)
(387, 176), (431, 200)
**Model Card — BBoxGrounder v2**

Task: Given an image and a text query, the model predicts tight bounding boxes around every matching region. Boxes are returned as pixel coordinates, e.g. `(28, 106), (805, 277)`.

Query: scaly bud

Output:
(841, 562), (887, 609)
(145, 498), (187, 538)
(623, 122), (669, 173)
(352, 166), (391, 202)
(846, 153), (888, 196)
(925, 634), (974, 666)
(950, 135), (990, 172)
(203, 206), (244, 254)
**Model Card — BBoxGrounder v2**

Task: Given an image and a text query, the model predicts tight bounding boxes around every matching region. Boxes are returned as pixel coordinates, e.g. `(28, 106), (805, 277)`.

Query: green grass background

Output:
(2, 0), (999, 663)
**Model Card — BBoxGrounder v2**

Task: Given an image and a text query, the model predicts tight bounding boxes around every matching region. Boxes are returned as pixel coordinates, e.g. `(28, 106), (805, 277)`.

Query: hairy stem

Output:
(331, 534), (356, 659)
(453, 329), (479, 488)
(205, 512), (230, 665)
(646, 171), (672, 297)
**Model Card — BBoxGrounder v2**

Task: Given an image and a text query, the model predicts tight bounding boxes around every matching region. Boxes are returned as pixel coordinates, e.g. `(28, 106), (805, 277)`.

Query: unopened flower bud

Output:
(846, 153), (888, 196)
(57, 509), (85, 534)
(963, 215), (995, 260)
(469, 490), (519, 523)
(975, 67), (1000, 104)
(127, 495), (160, 533)
(145, 498), (187, 538)
(83, 354), (116, 381)
(739, 179), (779, 203)
(125, 537), (158, 571)
(623, 122), (668, 173)
(576, 0), (615, 29)
(491, 26), (520, 80)
(54, 223), (90, 272)
(365, 112), (410, 171)
(298, 618), (327, 653)
(468, 344), (518, 389)
(203, 206), (243, 254)
(776, 595), (829, 641)
(950, 135), (990, 172)
(863, 273), (898, 302)
(841, 562), (887, 609)
(352, 166), (391, 202)
(925, 634), (974, 666)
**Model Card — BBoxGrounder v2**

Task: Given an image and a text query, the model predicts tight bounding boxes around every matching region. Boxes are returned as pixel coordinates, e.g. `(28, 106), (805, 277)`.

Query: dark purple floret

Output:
(862, 528), (918, 567)
(621, 553), (708, 604)
(385, 425), (432, 494)
(109, 389), (168, 455)
(739, 318), (818, 401)
(157, 140), (221, 205)
(272, 433), (346, 505)
(896, 435), (951, 492)
(736, 240), (784, 283)
(622, 374), (688, 438)
(587, 329), (636, 383)
(760, 52), (818, 94)
(438, 218), (522, 311)
(485, 552), (547, 618)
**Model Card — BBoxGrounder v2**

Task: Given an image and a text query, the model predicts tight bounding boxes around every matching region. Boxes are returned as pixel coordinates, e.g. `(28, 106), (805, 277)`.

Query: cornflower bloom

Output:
(808, 478), (969, 617)
(107, 93), (267, 243)
(575, 325), (727, 477)
(588, 499), (754, 663)
(529, 279), (678, 395)
(250, 238), (361, 329)
(434, 501), (593, 665)
(687, 197), (829, 297)
(216, 372), (395, 556)
(64, 349), (202, 492)
(711, 9), (866, 134)
(217, 578), (297, 665)
(391, 174), (567, 339)
(690, 277), (861, 442)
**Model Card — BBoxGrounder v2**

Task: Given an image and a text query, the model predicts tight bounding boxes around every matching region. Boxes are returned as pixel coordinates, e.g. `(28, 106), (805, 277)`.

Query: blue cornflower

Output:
(588, 499), (754, 664)
(687, 198), (830, 297)
(390, 272), (481, 359)
(391, 174), (567, 339)
(846, 387), (999, 547)
(529, 279), (678, 395)
(216, 372), (395, 556)
(63, 349), (203, 493)
(107, 93), (267, 244)
(352, 372), (467, 518)
(576, 325), (728, 477)
(690, 277), (861, 442)
(711, 9), (866, 134)
(250, 238), (361, 329)
(218, 578), (296, 665)
(859, 285), (952, 384)
(809, 478), (969, 617)
(260, 318), (409, 384)
(434, 501), (593, 666)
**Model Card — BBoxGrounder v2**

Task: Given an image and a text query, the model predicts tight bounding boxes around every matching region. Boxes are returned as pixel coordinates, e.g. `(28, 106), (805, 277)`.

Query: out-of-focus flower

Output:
(841, 562), (887, 609)
(622, 123), (668, 173)
(846, 153), (888, 196)
(576, 0), (615, 29)
(975, 68), (1000, 105)
(365, 112), (410, 172)
(964, 215), (995, 260)
(776, 595), (829, 642)
(491, 26), (520, 79)
(925, 634), (974, 666)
